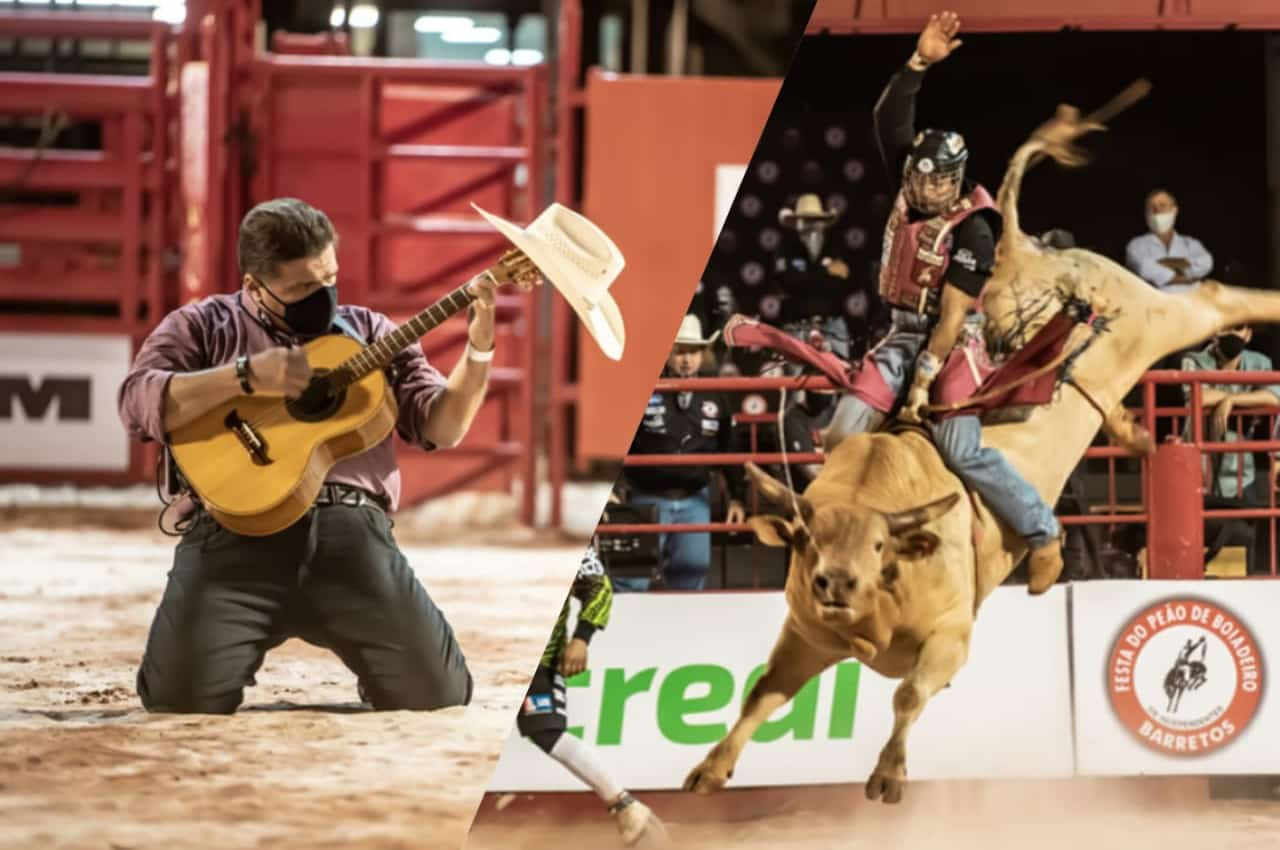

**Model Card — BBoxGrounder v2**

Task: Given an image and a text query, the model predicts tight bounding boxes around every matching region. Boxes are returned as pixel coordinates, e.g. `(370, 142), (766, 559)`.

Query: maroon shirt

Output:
(118, 291), (446, 511)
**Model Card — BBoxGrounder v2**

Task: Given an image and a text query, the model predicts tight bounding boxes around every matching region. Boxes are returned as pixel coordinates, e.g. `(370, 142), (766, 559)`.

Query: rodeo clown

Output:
(515, 542), (668, 847)
(823, 11), (1064, 584)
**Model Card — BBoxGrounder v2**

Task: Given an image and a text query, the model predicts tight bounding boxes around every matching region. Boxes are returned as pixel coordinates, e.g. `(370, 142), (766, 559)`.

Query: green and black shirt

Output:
(540, 543), (613, 668)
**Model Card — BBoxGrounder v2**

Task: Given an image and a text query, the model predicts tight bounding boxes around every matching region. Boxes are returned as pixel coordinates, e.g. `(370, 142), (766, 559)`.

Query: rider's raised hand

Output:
(916, 11), (963, 66)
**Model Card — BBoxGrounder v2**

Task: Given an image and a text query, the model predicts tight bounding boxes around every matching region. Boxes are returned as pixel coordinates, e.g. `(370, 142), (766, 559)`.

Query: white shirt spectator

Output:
(1124, 188), (1213, 290)
(1126, 231), (1213, 289)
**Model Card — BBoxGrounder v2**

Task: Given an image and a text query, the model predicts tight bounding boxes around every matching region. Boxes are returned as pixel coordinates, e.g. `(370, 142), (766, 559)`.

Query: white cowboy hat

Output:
(778, 193), (837, 227)
(673, 314), (719, 347)
(472, 202), (626, 361)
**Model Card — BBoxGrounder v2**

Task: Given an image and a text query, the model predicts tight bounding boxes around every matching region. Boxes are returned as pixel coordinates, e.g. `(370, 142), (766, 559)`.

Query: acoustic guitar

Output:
(169, 258), (530, 537)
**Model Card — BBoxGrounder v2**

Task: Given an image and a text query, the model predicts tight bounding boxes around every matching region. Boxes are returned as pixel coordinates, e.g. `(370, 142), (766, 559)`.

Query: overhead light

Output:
(413, 15), (473, 34)
(152, 0), (184, 21)
(483, 48), (510, 65)
(511, 48), (543, 66)
(440, 26), (501, 44)
(329, 5), (344, 27)
(348, 3), (378, 29)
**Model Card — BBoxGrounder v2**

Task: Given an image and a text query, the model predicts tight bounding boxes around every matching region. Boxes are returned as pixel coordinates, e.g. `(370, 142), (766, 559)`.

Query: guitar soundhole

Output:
(286, 369), (348, 423)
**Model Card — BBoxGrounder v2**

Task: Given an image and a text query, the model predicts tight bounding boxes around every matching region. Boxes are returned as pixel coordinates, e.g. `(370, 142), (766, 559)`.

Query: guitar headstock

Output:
(487, 249), (543, 292)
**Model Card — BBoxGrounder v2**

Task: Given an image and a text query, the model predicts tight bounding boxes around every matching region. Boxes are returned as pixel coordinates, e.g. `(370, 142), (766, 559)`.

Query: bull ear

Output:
(895, 530), (942, 560)
(745, 461), (813, 524)
(748, 514), (793, 548)
(883, 491), (961, 536)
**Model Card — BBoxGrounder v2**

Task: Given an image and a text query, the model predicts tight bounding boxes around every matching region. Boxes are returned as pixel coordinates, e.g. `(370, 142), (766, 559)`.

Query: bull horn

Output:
(884, 491), (962, 536)
(745, 461), (813, 523)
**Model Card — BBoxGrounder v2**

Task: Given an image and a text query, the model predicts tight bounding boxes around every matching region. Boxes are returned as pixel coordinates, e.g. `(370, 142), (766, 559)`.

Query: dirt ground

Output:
(0, 525), (586, 850)
(465, 781), (1280, 850)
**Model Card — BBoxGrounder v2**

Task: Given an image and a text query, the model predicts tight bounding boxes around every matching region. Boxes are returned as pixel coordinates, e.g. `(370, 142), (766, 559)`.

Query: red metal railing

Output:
(601, 370), (1280, 579)
(0, 14), (171, 339)
(0, 13), (173, 486)
(0, 4), (557, 522)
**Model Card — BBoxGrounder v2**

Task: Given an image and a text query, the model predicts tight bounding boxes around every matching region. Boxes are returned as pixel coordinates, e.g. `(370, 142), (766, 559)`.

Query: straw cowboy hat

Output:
(472, 202), (627, 361)
(778, 193), (837, 227)
(673, 314), (719, 347)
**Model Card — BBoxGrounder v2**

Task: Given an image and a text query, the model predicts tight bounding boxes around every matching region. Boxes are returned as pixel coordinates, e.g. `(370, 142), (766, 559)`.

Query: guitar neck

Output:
(334, 283), (477, 386)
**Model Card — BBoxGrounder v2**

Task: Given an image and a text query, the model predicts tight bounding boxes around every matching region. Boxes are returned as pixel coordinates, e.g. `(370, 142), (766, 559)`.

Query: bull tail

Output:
(996, 79), (1152, 259)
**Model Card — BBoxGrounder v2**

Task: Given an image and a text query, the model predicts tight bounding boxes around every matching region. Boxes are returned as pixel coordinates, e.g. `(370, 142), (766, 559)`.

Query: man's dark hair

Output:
(237, 197), (336, 279)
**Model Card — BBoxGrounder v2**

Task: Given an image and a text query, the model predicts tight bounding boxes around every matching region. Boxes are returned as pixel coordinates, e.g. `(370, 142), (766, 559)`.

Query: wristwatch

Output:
(235, 355), (254, 394)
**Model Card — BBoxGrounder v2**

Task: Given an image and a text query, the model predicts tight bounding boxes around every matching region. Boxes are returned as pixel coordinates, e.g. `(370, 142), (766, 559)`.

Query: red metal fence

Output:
(602, 370), (1280, 581)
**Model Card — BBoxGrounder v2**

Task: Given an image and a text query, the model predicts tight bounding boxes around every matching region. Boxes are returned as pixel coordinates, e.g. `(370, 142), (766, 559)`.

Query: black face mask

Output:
(256, 281), (338, 336)
(1215, 334), (1247, 361)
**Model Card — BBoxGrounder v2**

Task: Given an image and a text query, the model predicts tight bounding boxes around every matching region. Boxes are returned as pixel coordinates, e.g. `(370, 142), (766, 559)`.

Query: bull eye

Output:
(874, 540), (884, 554)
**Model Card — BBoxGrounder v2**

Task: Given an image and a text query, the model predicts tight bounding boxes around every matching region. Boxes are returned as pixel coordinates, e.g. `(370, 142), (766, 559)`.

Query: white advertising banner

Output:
(713, 164), (747, 241)
(486, 587), (1073, 791)
(1072, 580), (1280, 775)
(0, 333), (132, 470)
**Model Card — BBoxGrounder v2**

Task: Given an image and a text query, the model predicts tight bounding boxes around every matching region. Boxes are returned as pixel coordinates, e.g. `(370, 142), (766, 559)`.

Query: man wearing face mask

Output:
(771, 193), (866, 360)
(1181, 326), (1280, 575)
(117, 197), (526, 714)
(823, 10), (1064, 588)
(619, 315), (745, 591)
(1125, 189), (1213, 292)
(1182, 327), (1280, 498)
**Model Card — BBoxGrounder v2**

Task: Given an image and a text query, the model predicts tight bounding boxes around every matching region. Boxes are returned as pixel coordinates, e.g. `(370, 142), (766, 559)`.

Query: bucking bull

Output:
(684, 88), (1280, 804)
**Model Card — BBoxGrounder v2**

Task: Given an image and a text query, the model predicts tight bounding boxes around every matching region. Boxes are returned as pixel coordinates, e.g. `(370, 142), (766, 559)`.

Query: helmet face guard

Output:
(902, 130), (968, 215)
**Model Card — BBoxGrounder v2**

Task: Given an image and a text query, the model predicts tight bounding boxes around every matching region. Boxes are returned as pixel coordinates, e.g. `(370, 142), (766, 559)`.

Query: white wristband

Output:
(466, 341), (494, 363)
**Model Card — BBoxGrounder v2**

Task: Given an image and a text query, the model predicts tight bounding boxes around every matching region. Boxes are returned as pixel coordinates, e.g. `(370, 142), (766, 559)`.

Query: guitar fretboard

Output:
(329, 284), (477, 389)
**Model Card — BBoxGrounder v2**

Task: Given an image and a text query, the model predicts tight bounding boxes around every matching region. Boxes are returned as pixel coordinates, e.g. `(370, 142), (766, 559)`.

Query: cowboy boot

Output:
(1027, 535), (1065, 595)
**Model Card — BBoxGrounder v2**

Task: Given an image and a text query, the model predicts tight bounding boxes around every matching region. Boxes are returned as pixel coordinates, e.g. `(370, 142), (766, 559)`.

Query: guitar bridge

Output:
(224, 409), (271, 465)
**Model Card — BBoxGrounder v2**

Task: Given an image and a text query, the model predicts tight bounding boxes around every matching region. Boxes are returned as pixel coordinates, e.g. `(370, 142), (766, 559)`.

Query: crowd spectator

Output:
(617, 315), (745, 591)
(1125, 189), (1213, 293)
(1182, 325), (1280, 575)
(769, 193), (877, 360)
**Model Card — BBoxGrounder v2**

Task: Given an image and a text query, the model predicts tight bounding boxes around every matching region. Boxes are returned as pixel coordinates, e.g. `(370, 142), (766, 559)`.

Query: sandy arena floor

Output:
(465, 781), (1280, 850)
(0, 525), (586, 850)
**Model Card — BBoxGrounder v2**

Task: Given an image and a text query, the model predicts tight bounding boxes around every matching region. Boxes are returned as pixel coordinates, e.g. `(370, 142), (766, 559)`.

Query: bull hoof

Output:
(865, 770), (906, 804)
(683, 759), (730, 795)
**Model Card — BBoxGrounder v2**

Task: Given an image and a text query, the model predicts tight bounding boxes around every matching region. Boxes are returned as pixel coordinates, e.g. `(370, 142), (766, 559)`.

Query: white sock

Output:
(548, 733), (626, 805)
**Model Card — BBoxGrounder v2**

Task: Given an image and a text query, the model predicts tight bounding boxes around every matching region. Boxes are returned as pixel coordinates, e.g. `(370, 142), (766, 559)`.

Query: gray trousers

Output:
(136, 503), (473, 714)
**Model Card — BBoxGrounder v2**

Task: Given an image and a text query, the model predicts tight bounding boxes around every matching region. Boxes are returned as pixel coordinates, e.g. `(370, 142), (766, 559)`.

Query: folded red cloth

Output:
(722, 315), (858, 391)
(937, 312), (1079, 419)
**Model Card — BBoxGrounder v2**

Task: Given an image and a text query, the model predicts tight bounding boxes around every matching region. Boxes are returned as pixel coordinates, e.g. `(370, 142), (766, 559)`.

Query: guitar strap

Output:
(332, 315), (401, 384)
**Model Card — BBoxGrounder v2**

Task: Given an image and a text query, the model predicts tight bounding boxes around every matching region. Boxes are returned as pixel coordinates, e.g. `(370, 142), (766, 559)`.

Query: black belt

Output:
(315, 483), (389, 512)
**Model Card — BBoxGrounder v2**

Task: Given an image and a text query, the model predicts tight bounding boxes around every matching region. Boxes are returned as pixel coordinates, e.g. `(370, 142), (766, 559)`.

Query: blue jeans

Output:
(825, 314), (929, 444)
(933, 415), (1060, 548)
(620, 488), (712, 591)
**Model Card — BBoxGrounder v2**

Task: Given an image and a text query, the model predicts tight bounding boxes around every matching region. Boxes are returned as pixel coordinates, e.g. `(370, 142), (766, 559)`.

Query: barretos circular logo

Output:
(1108, 598), (1263, 756)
